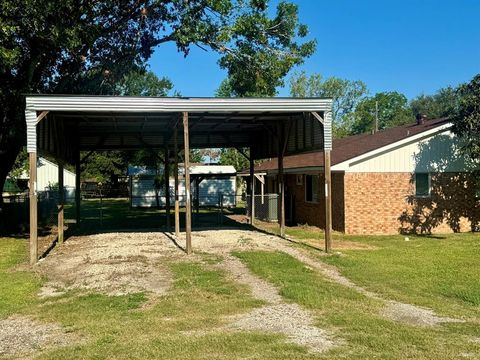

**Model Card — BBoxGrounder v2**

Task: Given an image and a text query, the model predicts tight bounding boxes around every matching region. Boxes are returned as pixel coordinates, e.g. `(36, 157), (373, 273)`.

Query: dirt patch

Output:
(0, 316), (77, 358)
(36, 232), (176, 297)
(228, 303), (334, 353)
(383, 301), (464, 327)
(178, 229), (282, 255)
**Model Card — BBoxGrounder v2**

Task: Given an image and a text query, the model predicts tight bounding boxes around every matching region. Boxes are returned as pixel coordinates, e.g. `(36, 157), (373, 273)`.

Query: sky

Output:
(148, 0), (480, 99)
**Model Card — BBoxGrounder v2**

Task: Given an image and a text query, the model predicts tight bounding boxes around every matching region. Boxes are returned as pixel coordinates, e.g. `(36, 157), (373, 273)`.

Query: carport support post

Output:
(58, 162), (64, 244)
(164, 148), (171, 231)
(29, 152), (38, 264)
(174, 127), (180, 237)
(75, 154), (81, 225)
(324, 150), (332, 253)
(183, 112), (192, 254)
(278, 127), (285, 238)
(249, 154), (255, 225)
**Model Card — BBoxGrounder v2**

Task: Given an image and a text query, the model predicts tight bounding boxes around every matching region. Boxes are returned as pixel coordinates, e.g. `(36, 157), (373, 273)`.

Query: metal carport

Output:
(25, 95), (333, 264)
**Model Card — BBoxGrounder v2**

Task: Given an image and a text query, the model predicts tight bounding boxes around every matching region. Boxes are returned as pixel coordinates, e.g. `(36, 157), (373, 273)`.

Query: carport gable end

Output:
(24, 95), (333, 263)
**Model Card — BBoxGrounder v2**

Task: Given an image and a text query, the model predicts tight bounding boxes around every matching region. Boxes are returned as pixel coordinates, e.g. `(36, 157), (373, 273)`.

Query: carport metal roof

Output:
(25, 96), (332, 163)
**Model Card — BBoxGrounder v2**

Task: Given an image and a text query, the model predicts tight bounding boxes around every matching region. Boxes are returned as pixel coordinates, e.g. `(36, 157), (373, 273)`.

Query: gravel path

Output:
(215, 254), (336, 353)
(0, 316), (77, 358)
(276, 244), (464, 327)
(36, 232), (176, 297)
(228, 303), (334, 352)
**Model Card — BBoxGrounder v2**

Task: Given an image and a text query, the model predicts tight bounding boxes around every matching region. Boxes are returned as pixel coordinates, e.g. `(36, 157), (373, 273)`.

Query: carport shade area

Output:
(25, 96), (333, 264)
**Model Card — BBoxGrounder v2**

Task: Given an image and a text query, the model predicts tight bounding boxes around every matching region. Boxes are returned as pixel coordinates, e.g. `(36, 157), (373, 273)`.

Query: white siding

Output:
(37, 158), (76, 197)
(131, 177), (236, 208)
(337, 130), (478, 173)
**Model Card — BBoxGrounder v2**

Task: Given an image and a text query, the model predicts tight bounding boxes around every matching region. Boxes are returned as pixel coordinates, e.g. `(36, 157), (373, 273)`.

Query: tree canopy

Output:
(289, 71), (368, 137)
(452, 74), (480, 160)
(410, 86), (459, 120)
(351, 91), (412, 135)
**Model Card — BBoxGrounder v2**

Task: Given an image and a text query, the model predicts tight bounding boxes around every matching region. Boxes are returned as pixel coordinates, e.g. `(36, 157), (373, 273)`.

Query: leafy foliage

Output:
(216, 2), (315, 96)
(117, 71), (174, 97)
(351, 91), (413, 135)
(451, 74), (480, 160)
(81, 152), (127, 183)
(219, 148), (249, 172)
(8, 147), (28, 180)
(289, 72), (368, 137)
(410, 86), (459, 119)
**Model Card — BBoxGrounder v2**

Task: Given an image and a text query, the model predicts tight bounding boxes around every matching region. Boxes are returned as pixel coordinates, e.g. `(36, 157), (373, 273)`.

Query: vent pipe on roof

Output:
(416, 113), (427, 125)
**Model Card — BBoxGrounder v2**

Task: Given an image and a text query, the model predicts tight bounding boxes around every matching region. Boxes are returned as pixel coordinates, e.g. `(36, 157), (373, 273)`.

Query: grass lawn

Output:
(235, 250), (480, 359)
(1, 226), (479, 359)
(255, 222), (480, 318)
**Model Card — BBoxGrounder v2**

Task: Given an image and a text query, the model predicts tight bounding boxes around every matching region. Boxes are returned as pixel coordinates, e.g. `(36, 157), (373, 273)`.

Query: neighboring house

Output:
(128, 164), (237, 208)
(246, 117), (480, 235)
(3, 157), (76, 199)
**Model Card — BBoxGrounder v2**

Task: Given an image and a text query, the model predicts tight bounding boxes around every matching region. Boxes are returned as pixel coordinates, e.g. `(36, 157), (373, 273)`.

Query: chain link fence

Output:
(76, 191), (247, 230)
(246, 194), (279, 222)
(1, 190), (75, 251)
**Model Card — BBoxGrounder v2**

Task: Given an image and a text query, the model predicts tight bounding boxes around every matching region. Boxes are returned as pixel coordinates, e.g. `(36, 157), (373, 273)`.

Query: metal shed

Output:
(128, 164), (237, 208)
(25, 95), (333, 264)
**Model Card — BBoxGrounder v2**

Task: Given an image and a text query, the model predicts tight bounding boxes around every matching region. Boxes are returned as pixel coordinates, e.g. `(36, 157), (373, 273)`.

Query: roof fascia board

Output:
(26, 96), (332, 113)
(331, 123), (452, 171)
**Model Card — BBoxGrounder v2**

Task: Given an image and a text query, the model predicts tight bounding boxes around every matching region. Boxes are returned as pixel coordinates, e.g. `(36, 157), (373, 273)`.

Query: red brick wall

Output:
(286, 172), (345, 232)
(344, 172), (479, 234)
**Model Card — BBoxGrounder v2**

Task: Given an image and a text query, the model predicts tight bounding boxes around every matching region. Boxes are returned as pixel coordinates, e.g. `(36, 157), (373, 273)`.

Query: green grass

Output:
(256, 222), (480, 318)
(316, 233), (480, 319)
(235, 250), (480, 359)
(0, 238), (42, 317)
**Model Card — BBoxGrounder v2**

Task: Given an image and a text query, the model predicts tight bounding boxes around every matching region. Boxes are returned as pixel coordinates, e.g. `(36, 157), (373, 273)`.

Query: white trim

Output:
(26, 96), (332, 113)
(331, 123), (453, 171)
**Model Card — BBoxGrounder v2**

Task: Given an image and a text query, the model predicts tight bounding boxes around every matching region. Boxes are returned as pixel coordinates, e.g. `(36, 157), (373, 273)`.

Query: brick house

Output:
(248, 117), (480, 235)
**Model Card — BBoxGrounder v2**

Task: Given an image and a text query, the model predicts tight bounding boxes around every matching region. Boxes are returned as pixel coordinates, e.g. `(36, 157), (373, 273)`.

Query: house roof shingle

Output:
(249, 118), (451, 173)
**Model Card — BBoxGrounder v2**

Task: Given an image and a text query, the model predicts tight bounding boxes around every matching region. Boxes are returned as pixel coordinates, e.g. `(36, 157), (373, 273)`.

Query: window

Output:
(305, 174), (319, 203)
(415, 173), (430, 197)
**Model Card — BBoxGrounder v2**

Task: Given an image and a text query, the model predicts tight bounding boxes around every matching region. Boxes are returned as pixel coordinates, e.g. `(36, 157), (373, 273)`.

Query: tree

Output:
(289, 72), (368, 137)
(219, 148), (249, 171)
(117, 71), (174, 97)
(81, 152), (127, 184)
(351, 92), (413, 135)
(452, 74), (480, 160)
(0, 0), (314, 210)
(215, 2), (315, 97)
(219, 148), (250, 190)
(409, 86), (459, 119)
